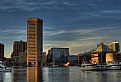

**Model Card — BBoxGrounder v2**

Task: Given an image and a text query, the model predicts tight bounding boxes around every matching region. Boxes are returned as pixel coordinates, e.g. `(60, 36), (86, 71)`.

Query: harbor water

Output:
(0, 66), (121, 82)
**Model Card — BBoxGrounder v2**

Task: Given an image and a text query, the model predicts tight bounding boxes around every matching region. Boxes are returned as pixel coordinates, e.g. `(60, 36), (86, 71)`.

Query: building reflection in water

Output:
(43, 67), (70, 82)
(27, 67), (43, 82)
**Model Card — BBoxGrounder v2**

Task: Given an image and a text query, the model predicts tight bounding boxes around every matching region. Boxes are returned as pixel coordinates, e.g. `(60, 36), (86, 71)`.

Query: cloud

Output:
(0, 0), (40, 11)
(83, 27), (114, 32)
(1, 29), (26, 35)
(0, 0), (79, 12)
(43, 25), (121, 54)
(44, 26), (116, 43)
(44, 39), (102, 54)
(0, 28), (26, 41)
(89, 10), (121, 18)
(79, 36), (106, 41)
(44, 26), (115, 36)
(1, 0), (121, 56)
(100, 10), (121, 14)
(63, 2), (78, 6)
(44, 30), (66, 36)
(74, 9), (121, 22)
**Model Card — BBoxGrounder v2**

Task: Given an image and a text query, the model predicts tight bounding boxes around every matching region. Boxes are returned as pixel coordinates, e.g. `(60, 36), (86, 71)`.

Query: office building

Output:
(12, 40), (27, 64)
(27, 18), (43, 67)
(0, 43), (4, 60)
(19, 52), (27, 66)
(48, 48), (69, 66)
(12, 40), (27, 56)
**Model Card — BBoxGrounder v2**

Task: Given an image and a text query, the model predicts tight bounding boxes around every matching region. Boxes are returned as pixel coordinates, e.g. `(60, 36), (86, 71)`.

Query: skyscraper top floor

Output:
(27, 18), (43, 22)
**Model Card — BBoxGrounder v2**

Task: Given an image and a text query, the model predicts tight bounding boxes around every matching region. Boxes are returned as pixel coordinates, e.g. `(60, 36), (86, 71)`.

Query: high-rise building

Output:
(12, 40), (27, 63)
(0, 43), (4, 60)
(12, 40), (27, 56)
(27, 18), (43, 67)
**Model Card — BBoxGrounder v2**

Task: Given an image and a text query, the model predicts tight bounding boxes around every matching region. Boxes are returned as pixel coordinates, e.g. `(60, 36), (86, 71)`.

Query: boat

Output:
(80, 61), (121, 71)
(79, 63), (98, 71)
(0, 61), (12, 72)
(106, 62), (121, 70)
(0, 67), (12, 72)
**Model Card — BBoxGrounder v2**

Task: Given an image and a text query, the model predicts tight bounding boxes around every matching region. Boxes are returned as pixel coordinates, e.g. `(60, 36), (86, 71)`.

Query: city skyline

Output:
(0, 0), (121, 57)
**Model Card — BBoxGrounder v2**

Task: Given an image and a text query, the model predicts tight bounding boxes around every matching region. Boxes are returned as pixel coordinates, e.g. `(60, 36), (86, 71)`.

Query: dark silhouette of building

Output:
(11, 40), (27, 64)
(0, 43), (4, 60)
(68, 55), (78, 66)
(47, 48), (69, 66)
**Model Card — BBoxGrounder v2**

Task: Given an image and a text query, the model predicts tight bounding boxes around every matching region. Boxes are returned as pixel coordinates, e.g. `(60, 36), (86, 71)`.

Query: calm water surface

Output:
(0, 66), (121, 82)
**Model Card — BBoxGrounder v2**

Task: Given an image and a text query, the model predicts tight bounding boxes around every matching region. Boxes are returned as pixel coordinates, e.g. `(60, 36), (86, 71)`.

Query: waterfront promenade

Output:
(0, 66), (121, 82)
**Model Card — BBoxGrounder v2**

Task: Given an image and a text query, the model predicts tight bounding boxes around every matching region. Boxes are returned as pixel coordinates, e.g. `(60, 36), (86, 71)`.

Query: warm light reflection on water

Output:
(0, 67), (121, 82)
(27, 67), (42, 82)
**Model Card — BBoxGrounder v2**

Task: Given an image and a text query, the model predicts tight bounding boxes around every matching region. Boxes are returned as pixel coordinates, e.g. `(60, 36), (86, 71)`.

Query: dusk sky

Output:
(0, 0), (121, 57)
